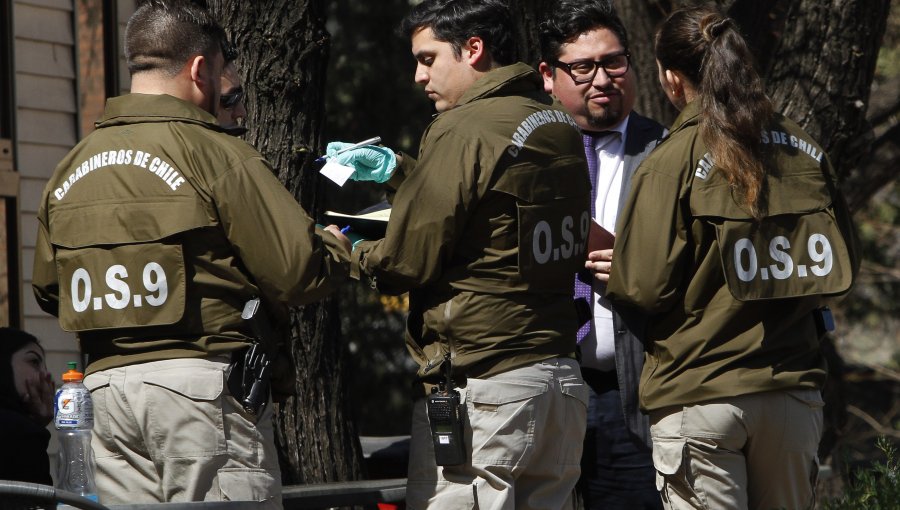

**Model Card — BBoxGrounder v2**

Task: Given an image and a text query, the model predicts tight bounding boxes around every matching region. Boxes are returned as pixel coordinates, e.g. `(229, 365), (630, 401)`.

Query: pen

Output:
(315, 136), (382, 163)
(340, 226), (351, 234)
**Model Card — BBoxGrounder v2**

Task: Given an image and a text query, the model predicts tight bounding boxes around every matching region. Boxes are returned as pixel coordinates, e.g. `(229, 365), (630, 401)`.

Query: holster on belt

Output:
(226, 297), (280, 416)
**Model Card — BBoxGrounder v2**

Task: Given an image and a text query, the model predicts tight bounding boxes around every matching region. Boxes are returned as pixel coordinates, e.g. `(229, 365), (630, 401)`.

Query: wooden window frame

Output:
(0, 0), (21, 328)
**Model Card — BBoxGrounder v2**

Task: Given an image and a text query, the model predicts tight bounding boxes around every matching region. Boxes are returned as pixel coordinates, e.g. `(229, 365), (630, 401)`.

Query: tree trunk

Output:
(764, 0), (891, 206)
(615, 0), (891, 190)
(614, 0), (675, 123)
(511, 0), (559, 64)
(208, 0), (363, 486)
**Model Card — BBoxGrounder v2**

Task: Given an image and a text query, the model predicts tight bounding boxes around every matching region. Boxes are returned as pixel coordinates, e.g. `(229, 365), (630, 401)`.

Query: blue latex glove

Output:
(345, 231), (367, 250)
(326, 142), (397, 183)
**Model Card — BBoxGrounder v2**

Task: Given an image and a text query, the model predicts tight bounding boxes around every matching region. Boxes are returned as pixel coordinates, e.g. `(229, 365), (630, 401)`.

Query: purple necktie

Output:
(575, 133), (599, 344)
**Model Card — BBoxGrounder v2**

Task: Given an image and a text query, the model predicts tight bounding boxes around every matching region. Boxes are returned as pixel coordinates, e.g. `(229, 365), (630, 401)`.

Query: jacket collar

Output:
(668, 100), (700, 136)
(96, 93), (220, 129)
(453, 62), (542, 109)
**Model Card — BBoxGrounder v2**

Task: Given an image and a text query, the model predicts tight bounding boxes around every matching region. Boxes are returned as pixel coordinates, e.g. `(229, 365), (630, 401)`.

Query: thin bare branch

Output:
(867, 363), (900, 383)
(847, 404), (900, 439)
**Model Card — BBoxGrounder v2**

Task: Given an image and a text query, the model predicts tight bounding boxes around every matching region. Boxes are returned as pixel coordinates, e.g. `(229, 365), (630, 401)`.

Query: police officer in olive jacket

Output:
(329, 1), (590, 508)
(607, 6), (859, 510)
(539, 2), (665, 509)
(32, 2), (349, 506)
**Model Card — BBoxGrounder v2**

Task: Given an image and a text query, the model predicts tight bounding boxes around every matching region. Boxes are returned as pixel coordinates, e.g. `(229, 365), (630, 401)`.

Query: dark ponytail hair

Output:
(656, 6), (773, 219)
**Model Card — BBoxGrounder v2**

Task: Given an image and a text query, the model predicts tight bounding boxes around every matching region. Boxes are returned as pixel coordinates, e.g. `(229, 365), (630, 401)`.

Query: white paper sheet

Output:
(319, 160), (355, 186)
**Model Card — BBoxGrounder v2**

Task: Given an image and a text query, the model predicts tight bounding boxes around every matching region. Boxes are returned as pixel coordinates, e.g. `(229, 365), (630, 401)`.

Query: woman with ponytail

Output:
(607, 5), (859, 510)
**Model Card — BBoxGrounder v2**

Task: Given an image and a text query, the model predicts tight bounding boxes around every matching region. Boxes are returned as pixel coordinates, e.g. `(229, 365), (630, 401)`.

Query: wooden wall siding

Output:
(13, 0), (137, 350)
(14, 0), (79, 368)
(10, 0), (143, 477)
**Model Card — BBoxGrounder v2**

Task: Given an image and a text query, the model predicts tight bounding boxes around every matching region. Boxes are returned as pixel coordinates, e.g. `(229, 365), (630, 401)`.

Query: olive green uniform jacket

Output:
(606, 101), (859, 412)
(353, 63), (591, 392)
(33, 94), (350, 373)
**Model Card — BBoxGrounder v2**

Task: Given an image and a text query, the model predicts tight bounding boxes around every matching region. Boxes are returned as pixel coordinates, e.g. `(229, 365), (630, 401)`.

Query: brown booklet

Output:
(588, 219), (616, 253)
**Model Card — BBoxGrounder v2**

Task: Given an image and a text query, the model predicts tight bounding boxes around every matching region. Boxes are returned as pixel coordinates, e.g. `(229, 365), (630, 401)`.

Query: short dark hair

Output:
(400, 0), (517, 67)
(539, 0), (629, 62)
(125, 0), (228, 76)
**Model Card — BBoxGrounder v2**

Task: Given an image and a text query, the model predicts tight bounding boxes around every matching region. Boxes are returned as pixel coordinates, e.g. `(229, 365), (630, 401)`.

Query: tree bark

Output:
(614, 0), (675, 123)
(208, 0), (363, 486)
(511, 0), (560, 64)
(766, 0), (890, 192)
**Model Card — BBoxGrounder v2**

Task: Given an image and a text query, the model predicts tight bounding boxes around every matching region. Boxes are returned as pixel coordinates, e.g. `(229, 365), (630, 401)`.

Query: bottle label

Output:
(55, 385), (94, 429)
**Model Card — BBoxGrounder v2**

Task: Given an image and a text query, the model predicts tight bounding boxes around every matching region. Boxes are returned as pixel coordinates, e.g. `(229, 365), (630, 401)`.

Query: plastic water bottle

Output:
(54, 361), (98, 502)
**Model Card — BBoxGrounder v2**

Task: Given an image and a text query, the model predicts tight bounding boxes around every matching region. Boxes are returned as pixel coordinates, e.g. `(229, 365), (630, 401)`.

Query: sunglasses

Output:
(220, 87), (244, 109)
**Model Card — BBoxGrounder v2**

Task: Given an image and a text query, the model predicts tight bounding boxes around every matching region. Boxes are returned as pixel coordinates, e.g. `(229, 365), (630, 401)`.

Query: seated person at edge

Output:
(607, 5), (859, 510)
(0, 328), (55, 485)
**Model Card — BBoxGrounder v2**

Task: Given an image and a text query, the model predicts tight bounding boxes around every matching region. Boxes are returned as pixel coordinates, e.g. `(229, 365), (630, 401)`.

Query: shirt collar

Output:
(583, 115), (631, 149)
(584, 114), (629, 148)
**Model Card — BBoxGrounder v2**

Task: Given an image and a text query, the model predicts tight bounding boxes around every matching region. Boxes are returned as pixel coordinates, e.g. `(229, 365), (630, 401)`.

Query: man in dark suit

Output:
(539, 2), (666, 508)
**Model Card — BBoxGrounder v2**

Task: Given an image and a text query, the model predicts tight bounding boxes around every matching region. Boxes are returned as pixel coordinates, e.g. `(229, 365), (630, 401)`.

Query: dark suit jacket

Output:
(597, 111), (666, 449)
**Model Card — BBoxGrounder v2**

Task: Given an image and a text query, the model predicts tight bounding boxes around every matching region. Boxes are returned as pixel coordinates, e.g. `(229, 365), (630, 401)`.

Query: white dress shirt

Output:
(581, 115), (629, 371)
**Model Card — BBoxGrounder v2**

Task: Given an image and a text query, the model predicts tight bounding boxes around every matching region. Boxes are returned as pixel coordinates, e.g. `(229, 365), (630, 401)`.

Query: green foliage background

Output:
(821, 438), (900, 510)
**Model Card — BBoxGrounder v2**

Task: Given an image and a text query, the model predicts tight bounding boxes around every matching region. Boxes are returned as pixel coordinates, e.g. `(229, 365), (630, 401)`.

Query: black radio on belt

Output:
(426, 353), (466, 466)
(814, 306), (836, 336)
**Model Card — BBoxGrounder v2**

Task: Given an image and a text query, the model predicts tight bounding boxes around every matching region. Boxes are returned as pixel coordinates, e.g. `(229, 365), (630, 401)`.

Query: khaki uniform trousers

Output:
(406, 357), (589, 510)
(649, 388), (824, 510)
(83, 358), (282, 507)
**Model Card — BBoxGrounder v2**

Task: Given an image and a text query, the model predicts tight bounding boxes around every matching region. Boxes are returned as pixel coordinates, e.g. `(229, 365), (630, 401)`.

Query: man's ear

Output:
(538, 62), (555, 94)
(464, 36), (488, 67)
(188, 54), (209, 87)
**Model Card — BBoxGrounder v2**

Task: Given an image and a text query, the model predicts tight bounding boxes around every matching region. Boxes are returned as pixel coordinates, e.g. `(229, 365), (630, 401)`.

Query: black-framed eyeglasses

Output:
(220, 87), (244, 109)
(553, 52), (630, 84)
